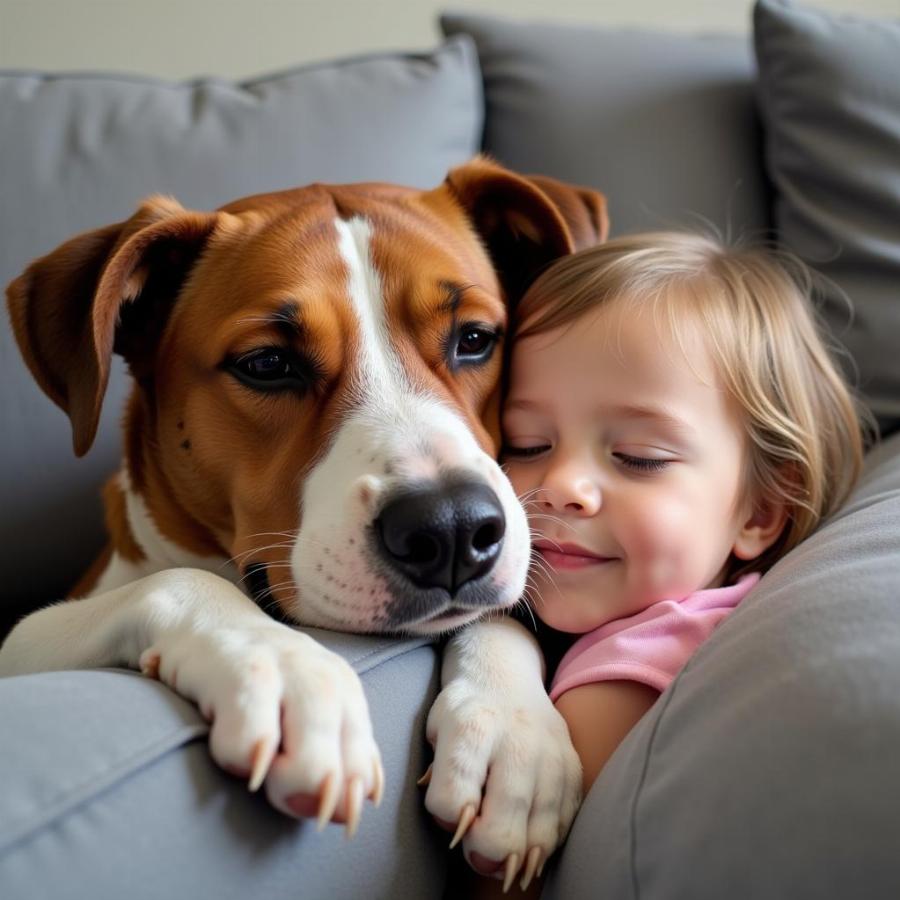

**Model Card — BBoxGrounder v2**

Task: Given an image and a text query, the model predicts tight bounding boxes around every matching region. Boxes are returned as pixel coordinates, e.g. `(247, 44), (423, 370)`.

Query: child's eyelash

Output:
(501, 445), (549, 458)
(615, 454), (670, 473)
(502, 447), (670, 473)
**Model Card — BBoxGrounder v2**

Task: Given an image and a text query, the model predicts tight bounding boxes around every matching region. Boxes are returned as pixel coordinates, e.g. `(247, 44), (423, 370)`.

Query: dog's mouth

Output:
(244, 557), (487, 634)
(407, 603), (483, 634)
(426, 604), (469, 623)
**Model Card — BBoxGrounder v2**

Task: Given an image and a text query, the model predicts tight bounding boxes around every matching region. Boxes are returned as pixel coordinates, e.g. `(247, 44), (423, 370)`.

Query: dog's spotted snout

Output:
(375, 481), (506, 596)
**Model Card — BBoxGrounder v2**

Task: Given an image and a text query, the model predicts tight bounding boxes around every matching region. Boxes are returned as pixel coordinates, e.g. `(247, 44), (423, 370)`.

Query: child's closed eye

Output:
(501, 444), (550, 459)
(613, 453), (671, 473)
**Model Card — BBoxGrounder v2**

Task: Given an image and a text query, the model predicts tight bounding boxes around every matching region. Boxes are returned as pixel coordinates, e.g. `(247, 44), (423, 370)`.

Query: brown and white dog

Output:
(0, 157), (606, 881)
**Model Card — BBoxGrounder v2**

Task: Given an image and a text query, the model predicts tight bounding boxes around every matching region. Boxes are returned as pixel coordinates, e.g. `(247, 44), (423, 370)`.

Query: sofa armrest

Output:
(0, 632), (445, 899)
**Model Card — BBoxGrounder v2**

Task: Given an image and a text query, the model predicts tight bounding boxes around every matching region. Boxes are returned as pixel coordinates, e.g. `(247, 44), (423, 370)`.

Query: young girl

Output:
(494, 231), (866, 892)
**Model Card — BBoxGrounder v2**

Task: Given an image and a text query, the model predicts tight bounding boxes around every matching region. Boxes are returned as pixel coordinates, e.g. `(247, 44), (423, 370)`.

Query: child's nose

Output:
(538, 462), (602, 515)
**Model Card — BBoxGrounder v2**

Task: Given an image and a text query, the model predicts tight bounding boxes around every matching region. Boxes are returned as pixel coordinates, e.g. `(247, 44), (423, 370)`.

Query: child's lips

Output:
(532, 541), (617, 570)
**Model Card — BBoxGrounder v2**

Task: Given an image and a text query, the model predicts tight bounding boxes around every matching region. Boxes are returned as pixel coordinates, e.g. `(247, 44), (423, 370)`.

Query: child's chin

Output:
(538, 601), (607, 635)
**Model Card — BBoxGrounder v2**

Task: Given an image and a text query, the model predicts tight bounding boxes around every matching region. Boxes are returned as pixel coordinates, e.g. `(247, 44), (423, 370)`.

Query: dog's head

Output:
(7, 157), (607, 634)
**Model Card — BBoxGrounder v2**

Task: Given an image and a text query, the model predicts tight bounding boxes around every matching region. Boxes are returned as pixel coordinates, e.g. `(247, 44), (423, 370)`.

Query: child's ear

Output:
(732, 494), (789, 562)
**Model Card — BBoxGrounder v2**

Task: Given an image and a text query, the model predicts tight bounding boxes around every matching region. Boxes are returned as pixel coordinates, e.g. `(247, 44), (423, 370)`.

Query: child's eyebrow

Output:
(608, 404), (696, 436)
(506, 399), (688, 424)
(504, 399), (696, 439)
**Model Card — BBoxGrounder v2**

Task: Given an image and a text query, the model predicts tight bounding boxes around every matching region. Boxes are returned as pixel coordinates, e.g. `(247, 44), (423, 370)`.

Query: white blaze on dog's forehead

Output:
(334, 216), (406, 401)
(332, 216), (481, 463)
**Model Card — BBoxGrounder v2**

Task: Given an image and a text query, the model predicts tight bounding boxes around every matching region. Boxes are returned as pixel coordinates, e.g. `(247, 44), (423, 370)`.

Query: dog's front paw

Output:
(423, 678), (582, 891)
(140, 625), (383, 835)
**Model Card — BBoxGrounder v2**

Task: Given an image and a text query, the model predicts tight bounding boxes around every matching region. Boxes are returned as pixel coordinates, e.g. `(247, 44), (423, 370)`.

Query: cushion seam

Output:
(0, 721), (208, 855)
(346, 636), (435, 674)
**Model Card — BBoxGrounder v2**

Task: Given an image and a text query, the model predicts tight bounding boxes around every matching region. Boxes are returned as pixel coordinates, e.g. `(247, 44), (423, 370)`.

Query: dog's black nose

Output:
(375, 481), (506, 596)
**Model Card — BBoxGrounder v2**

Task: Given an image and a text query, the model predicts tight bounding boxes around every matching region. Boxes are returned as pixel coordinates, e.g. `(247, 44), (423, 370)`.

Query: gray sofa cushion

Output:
(0, 630), (444, 900)
(0, 37), (483, 625)
(546, 430), (900, 899)
(440, 11), (771, 239)
(754, 0), (900, 435)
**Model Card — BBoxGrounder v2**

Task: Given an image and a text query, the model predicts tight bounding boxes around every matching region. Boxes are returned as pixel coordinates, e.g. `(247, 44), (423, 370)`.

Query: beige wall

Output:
(1, 0), (898, 80)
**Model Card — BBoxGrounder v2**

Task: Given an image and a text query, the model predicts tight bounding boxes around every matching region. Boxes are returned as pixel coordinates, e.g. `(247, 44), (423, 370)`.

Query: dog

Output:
(0, 156), (606, 880)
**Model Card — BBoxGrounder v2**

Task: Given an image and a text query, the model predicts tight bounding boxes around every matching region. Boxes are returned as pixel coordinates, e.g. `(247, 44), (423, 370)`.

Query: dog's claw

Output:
(448, 803), (476, 850)
(139, 649), (161, 680)
(345, 776), (364, 838)
(416, 763), (433, 787)
(371, 759), (385, 806)
(520, 847), (543, 891)
(316, 772), (340, 831)
(502, 853), (520, 894)
(247, 737), (275, 793)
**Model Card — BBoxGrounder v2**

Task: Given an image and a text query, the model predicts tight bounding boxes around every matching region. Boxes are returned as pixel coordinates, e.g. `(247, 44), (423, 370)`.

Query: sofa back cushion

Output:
(0, 37), (482, 626)
(441, 12), (772, 239)
(754, 0), (900, 435)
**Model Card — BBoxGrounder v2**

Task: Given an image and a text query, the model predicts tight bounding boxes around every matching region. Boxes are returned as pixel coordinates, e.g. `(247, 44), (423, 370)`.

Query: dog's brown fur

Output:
(8, 156), (607, 609)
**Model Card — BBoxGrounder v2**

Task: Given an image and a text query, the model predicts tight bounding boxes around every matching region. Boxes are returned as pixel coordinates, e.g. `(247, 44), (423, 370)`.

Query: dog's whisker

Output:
(526, 559), (558, 594)
(227, 542), (296, 567)
(233, 541), (297, 555)
(228, 530), (356, 573)
(527, 542), (564, 567)
(266, 580), (304, 594)
(526, 514), (579, 536)
(535, 565), (560, 591)
(528, 545), (556, 567)
(235, 558), (295, 583)
(517, 596), (539, 625)
(241, 530), (300, 541)
(525, 579), (549, 608)
(521, 585), (544, 612)
(227, 545), (294, 566)
(515, 598), (538, 631)
(528, 534), (564, 551)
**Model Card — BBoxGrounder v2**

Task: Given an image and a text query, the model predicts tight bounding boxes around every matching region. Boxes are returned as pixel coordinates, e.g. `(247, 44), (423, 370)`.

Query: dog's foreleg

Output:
(424, 616), (583, 889)
(0, 567), (264, 673)
(0, 568), (384, 834)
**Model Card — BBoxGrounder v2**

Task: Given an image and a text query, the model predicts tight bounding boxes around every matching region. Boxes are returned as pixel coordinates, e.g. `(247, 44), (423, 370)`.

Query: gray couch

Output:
(2, 1), (900, 897)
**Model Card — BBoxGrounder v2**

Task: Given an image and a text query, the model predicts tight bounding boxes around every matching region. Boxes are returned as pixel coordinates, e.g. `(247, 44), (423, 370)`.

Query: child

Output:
(495, 231), (866, 892)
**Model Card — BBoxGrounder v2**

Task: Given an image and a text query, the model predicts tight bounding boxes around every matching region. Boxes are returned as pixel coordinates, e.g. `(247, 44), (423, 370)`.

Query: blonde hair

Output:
(515, 231), (871, 580)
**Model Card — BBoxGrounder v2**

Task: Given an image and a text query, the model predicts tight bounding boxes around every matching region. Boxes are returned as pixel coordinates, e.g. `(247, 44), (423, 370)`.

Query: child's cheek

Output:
(625, 495), (703, 601)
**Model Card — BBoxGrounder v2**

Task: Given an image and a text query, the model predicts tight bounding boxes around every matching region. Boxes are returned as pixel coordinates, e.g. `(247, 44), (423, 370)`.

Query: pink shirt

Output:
(549, 573), (760, 700)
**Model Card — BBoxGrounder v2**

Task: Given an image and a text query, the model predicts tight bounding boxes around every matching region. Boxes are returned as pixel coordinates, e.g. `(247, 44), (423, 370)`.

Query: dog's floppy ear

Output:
(521, 172), (610, 250)
(6, 196), (221, 457)
(445, 155), (608, 305)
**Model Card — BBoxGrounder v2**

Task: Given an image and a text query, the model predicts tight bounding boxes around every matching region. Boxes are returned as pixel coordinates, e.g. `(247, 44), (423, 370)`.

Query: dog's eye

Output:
(245, 351), (291, 379)
(452, 324), (499, 367)
(458, 329), (492, 355)
(226, 348), (317, 393)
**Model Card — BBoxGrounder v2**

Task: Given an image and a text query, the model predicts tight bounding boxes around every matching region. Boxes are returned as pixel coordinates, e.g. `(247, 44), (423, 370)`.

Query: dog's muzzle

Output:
(374, 479), (505, 599)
